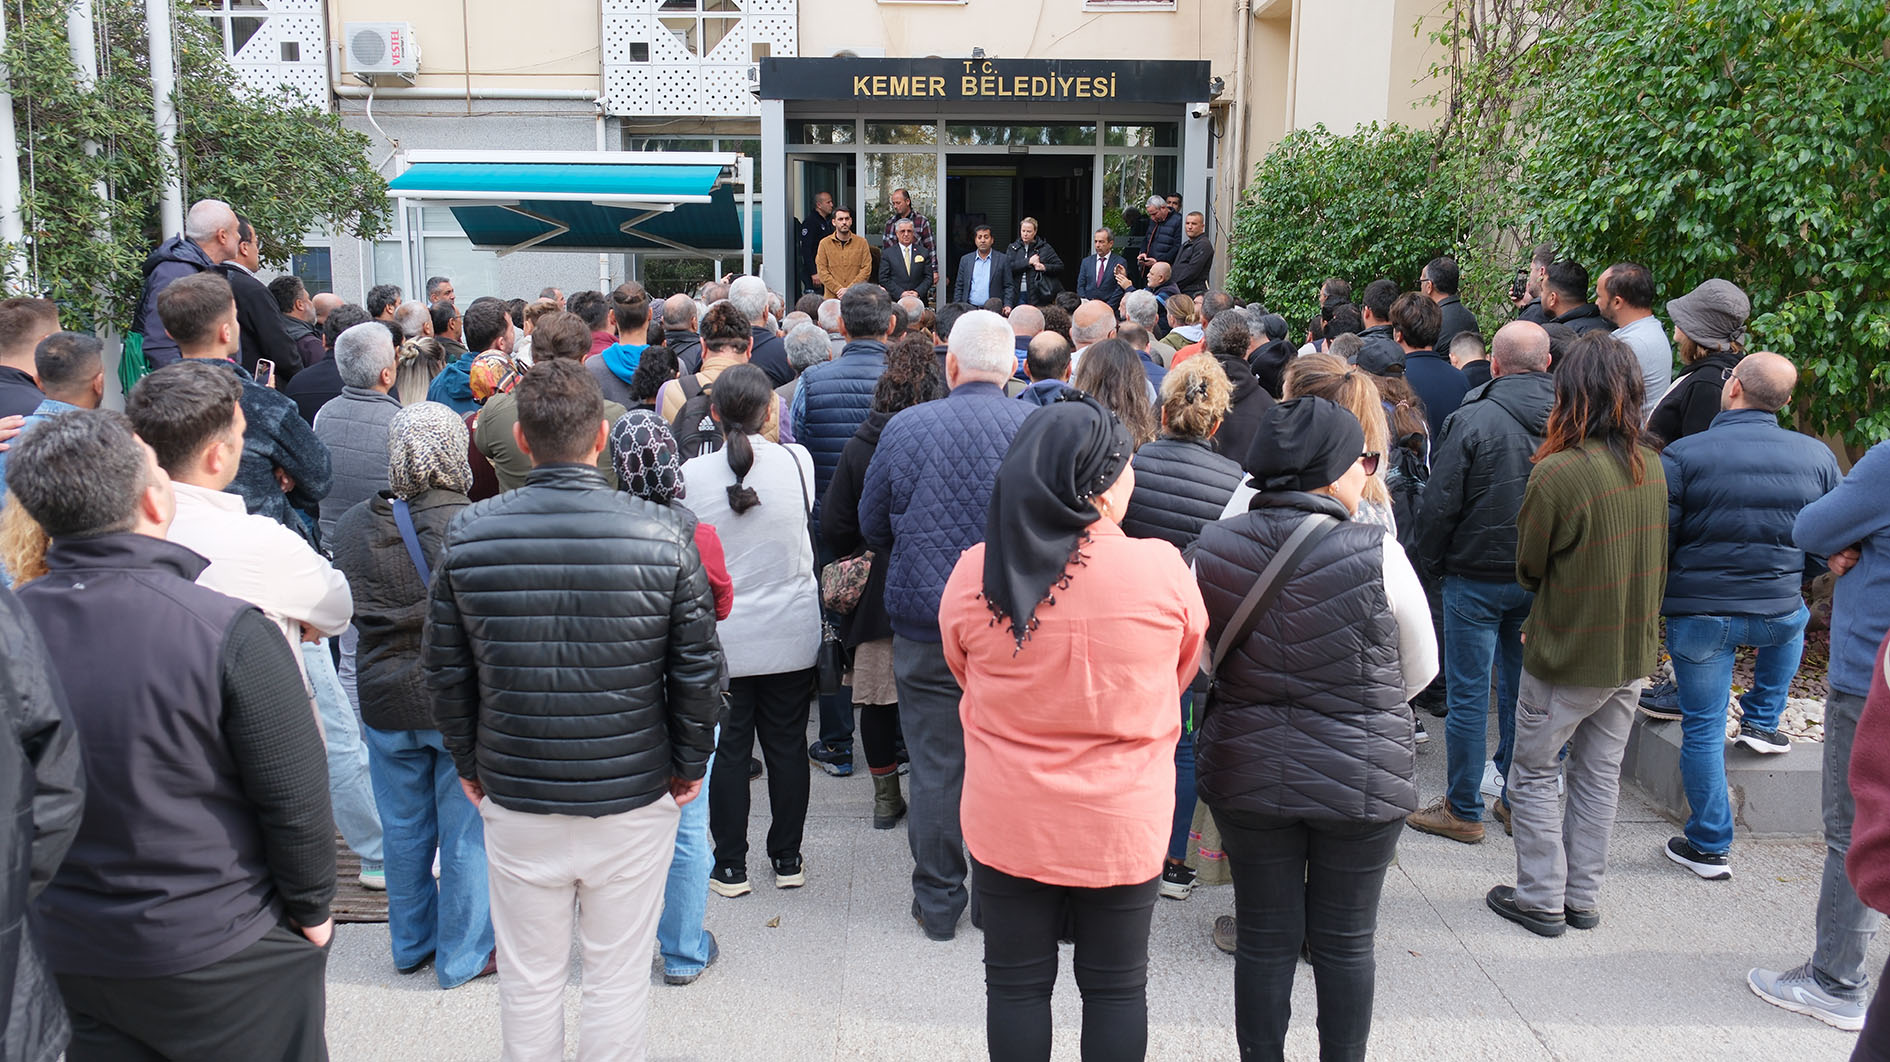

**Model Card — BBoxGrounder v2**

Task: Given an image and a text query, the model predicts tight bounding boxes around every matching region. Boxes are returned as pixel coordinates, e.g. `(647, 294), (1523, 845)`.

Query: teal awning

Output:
(386, 152), (757, 258)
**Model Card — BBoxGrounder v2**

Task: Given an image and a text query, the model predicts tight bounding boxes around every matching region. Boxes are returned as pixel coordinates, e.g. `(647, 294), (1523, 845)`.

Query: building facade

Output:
(226, 0), (1445, 304)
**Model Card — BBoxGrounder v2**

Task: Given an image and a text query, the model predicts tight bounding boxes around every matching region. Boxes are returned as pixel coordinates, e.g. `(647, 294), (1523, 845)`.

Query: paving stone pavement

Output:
(325, 717), (1884, 1061)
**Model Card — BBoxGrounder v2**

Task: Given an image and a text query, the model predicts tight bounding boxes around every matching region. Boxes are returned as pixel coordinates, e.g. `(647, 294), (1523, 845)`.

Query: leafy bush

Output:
(1225, 123), (1461, 330)
(1521, 0), (1890, 448)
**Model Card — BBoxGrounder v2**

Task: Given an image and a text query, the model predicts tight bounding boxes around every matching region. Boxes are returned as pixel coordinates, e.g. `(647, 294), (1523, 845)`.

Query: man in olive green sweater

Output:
(1489, 414), (1668, 938)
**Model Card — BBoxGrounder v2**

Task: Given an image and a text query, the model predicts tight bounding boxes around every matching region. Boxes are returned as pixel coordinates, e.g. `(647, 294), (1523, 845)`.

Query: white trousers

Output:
(480, 795), (681, 1062)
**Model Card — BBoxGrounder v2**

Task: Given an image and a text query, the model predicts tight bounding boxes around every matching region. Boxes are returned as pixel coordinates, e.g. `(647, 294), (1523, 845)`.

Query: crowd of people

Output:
(0, 191), (1888, 1062)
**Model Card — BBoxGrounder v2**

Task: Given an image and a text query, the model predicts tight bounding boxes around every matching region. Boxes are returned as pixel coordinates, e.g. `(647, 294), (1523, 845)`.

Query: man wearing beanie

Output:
(1647, 277), (1749, 445)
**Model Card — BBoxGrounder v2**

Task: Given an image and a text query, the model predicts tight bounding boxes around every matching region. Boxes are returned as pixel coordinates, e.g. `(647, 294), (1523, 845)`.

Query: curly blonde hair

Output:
(1157, 355), (1233, 441)
(1281, 353), (1391, 508)
(0, 495), (49, 586)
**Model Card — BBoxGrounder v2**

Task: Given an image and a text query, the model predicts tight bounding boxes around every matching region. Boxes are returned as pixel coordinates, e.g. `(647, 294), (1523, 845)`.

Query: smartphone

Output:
(254, 358), (276, 388)
(1508, 267), (1529, 303)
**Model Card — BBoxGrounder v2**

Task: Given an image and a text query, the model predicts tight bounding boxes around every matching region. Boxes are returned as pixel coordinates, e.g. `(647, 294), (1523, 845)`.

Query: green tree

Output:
(1518, 0), (1890, 448)
(3, 0), (388, 331)
(1225, 123), (1461, 329)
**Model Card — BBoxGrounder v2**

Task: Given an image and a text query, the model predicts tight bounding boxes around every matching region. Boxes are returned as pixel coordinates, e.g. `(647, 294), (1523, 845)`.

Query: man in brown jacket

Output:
(816, 206), (874, 298)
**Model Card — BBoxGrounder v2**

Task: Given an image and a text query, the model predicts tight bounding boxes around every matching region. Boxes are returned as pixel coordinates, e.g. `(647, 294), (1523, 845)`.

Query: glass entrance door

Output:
(789, 155), (853, 298)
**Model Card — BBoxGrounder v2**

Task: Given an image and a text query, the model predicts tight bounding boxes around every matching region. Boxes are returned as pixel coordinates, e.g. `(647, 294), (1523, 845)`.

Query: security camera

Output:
(1189, 103), (1210, 120)
(745, 63), (761, 96)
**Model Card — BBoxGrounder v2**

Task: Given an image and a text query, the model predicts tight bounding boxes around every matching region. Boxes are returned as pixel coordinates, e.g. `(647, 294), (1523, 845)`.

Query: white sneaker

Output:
(1480, 761), (1505, 801)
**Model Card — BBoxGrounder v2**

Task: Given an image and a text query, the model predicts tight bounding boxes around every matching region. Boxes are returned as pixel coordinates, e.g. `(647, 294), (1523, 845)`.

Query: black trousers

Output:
(711, 668), (815, 868)
(859, 702), (900, 772)
(57, 923), (328, 1062)
(1212, 808), (1403, 1062)
(972, 858), (1159, 1062)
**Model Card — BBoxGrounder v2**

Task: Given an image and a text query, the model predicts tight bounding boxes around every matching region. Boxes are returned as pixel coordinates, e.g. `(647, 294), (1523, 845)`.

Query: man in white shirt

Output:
(1598, 262), (1673, 422)
(127, 361), (386, 889)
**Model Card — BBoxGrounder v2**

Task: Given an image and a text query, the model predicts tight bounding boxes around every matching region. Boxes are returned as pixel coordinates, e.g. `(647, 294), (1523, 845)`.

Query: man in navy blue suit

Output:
(1076, 227), (1130, 313)
(952, 226), (1017, 311)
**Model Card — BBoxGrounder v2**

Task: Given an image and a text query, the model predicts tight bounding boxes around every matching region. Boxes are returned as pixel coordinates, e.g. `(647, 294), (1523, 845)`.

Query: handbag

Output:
(1199, 513), (1338, 709)
(820, 551), (874, 614)
(792, 451), (847, 695)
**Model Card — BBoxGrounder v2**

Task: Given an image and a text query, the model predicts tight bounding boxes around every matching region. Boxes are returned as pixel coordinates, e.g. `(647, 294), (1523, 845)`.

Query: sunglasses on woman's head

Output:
(1359, 452), (1382, 477)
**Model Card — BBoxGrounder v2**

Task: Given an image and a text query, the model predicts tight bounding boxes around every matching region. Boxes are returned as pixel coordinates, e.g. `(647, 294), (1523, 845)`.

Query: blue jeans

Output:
(303, 640), (383, 869)
(1667, 603), (1809, 854)
(1167, 691), (1197, 862)
(659, 739), (717, 978)
(362, 727), (494, 988)
(1442, 577), (1532, 822)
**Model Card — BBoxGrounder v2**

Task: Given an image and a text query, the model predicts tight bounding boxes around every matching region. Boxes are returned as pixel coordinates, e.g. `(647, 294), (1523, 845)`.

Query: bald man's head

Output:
(663, 293), (698, 329)
(1147, 262), (1172, 286)
(1491, 320), (1551, 376)
(1071, 300), (1117, 346)
(1728, 351), (1797, 413)
(311, 291), (343, 324)
(1010, 304), (1044, 337)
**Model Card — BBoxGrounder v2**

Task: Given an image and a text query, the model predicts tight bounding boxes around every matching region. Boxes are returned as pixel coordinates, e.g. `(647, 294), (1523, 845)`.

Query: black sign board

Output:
(759, 57), (1212, 105)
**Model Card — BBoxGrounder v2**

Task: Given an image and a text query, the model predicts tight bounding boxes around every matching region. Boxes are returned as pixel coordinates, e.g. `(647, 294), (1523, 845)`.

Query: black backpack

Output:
(670, 373), (723, 459)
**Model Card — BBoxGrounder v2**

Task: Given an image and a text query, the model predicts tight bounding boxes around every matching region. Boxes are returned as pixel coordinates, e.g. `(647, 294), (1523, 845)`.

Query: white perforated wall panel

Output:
(602, 0), (796, 118)
(202, 0), (331, 111)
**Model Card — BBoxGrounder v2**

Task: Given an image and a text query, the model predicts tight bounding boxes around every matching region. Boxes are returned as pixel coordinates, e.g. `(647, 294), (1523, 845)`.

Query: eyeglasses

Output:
(1720, 367), (1737, 383)
(1359, 452), (1382, 477)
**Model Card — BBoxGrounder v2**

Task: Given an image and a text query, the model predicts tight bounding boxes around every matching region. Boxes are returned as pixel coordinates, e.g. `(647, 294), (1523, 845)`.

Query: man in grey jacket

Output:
(313, 322), (403, 544)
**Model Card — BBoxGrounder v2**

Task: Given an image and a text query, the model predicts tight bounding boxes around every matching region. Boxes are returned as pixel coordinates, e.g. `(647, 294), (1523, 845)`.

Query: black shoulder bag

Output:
(1199, 512), (1339, 712)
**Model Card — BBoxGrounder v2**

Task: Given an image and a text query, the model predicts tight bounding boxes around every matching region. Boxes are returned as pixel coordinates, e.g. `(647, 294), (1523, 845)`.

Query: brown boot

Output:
(1491, 797), (1513, 837)
(1406, 798), (1486, 844)
(872, 772), (906, 830)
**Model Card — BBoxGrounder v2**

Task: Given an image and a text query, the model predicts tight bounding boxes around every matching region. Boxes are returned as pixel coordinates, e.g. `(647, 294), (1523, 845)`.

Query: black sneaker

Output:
(1486, 885), (1566, 937)
(748, 757), (763, 780)
(1638, 679), (1682, 721)
(1733, 724), (1792, 755)
(1415, 718), (1430, 744)
(772, 855), (806, 889)
(1159, 861), (1196, 901)
(709, 865), (751, 898)
(1664, 837), (1731, 880)
(808, 740), (854, 777)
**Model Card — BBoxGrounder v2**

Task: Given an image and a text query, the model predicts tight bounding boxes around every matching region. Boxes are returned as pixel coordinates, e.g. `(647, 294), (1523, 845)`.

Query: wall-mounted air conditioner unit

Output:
(344, 22), (420, 85)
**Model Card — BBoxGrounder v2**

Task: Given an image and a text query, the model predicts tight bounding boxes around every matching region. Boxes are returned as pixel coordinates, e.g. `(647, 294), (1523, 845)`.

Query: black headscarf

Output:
(982, 392), (1133, 650)
(1243, 396), (1365, 493)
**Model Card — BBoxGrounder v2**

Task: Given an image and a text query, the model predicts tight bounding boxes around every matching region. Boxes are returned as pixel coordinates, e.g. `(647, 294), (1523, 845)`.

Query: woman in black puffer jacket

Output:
(1192, 397), (1438, 1062)
(1118, 354), (1242, 901)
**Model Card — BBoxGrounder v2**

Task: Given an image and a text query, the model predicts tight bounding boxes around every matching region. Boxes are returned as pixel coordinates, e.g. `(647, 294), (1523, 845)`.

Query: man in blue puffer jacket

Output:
(793, 286), (900, 775)
(1659, 352), (1839, 883)
(859, 309), (1032, 942)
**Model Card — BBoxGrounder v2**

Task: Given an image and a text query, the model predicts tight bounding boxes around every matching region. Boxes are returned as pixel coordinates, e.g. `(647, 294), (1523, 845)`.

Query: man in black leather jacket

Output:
(1406, 321), (1556, 845)
(424, 359), (721, 1061)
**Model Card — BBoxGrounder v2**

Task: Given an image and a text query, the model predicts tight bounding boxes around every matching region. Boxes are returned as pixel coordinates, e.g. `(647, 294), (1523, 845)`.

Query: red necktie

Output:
(1097, 258), (1104, 286)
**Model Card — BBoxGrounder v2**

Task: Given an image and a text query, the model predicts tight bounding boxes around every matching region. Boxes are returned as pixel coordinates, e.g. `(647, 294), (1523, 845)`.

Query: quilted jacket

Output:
(1121, 436), (1244, 550)
(792, 338), (887, 504)
(312, 386), (401, 545)
(1413, 371), (1555, 582)
(1192, 492), (1417, 824)
(423, 464), (723, 816)
(858, 381), (1032, 642)
(1661, 408), (1839, 617)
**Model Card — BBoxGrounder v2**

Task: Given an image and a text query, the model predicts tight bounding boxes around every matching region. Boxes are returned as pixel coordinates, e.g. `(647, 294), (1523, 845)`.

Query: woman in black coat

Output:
(0, 584), (82, 1062)
(819, 335), (945, 829)
(330, 402), (494, 989)
(1118, 354), (1243, 901)
(1192, 398), (1438, 1062)
(1648, 278), (1750, 445)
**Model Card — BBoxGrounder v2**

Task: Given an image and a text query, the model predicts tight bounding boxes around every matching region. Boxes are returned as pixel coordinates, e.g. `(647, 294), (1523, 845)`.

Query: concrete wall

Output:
(328, 0), (602, 93)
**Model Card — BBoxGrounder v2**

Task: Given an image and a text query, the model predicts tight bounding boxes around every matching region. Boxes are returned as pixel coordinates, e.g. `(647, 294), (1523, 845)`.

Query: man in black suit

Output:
(1171, 211), (1213, 298)
(880, 218), (934, 304)
(217, 216), (303, 383)
(1076, 227), (1129, 313)
(952, 225), (1016, 310)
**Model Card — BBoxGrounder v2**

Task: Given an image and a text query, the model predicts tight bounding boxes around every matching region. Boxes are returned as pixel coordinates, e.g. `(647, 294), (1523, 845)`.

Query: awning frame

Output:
(385, 149), (755, 271)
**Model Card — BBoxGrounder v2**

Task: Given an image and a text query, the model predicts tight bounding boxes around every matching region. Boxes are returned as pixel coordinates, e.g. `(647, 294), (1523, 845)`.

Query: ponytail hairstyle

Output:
(710, 363), (774, 514)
